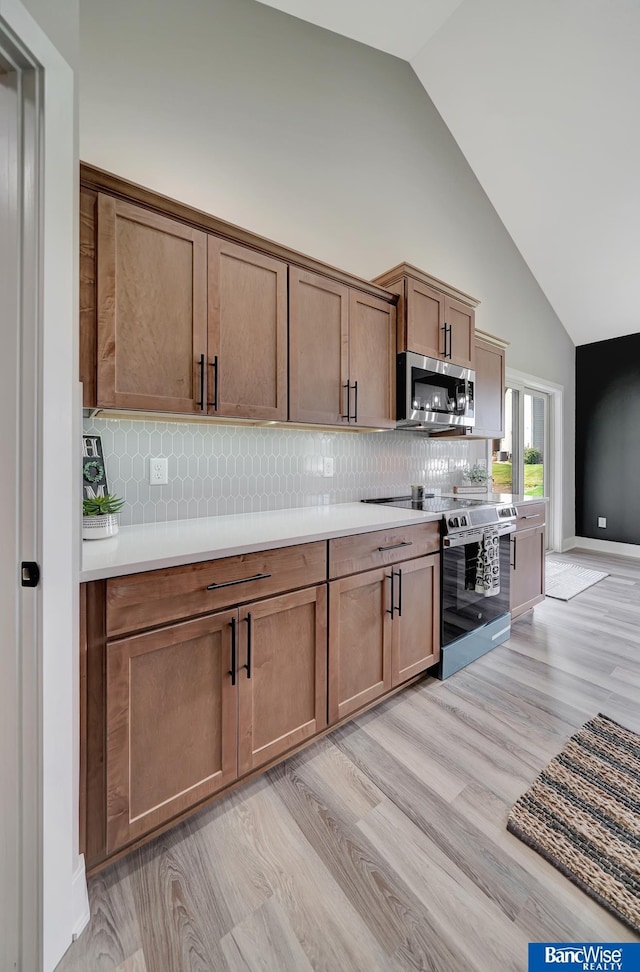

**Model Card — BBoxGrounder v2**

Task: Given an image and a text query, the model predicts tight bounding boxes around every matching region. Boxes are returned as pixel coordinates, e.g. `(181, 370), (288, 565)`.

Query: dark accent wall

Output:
(576, 333), (640, 543)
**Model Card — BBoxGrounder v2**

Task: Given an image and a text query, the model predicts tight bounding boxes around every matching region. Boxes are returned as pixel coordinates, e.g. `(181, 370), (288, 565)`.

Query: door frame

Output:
(504, 366), (563, 552)
(0, 3), (79, 970)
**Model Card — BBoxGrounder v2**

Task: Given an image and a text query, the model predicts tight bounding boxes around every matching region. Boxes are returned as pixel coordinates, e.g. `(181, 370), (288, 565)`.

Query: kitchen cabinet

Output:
(372, 263), (478, 370)
(105, 585), (326, 854)
(327, 522), (440, 722)
(473, 331), (507, 439)
(105, 610), (238, 852)
(93, 193), (288, 418)
(511, 502), (546, 620)
(208, 237), (287, 421)
(95, 194), (208, 413)
(80, 166), (397, 423)
(81, 523), (439, 871)
(289, 267), (396, 428)
(390, 554), (440, 686)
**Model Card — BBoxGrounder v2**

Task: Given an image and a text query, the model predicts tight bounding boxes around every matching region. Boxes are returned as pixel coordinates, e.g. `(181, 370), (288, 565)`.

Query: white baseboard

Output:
(71, 855), (90, 940)
(561, 536), (576, 552)
(573, 536), (640, 560)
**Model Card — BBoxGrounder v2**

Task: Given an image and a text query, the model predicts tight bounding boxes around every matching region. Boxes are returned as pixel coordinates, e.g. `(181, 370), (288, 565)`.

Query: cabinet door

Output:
(405, 279), (446, 359)
(328, 568), (392, 723)
(96, 195), (208, 412)
(391, 555), (440, 687)
(445, 296), (475, 370)
(349, 291), (396, 428)
(208, 238), (287, 420)
(238, 587), (327, 775)
(289, 268), (349, 424)
(473, 338), (505, 438)
(106, 611), (237, 852)
(511, 526), (546, 620)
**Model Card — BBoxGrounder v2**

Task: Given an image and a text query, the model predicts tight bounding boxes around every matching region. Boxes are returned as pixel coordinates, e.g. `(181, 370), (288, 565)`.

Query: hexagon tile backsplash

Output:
(83, 417), (488, 526)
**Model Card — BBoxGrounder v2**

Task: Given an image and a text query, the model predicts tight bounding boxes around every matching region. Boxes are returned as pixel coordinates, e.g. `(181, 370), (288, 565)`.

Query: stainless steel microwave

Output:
(396, 352), (475, 431)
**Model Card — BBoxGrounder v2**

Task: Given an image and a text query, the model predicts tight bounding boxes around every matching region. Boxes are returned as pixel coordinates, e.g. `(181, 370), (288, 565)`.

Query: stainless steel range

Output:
(362, 495), (517, 678)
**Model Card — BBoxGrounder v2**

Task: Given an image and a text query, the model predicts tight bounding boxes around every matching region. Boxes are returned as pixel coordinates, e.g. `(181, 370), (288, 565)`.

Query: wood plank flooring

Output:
(56, 548), (640, 972)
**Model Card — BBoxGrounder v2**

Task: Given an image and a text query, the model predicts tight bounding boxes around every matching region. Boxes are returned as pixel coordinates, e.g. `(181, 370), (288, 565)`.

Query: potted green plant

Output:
(82, 494), (125, 540)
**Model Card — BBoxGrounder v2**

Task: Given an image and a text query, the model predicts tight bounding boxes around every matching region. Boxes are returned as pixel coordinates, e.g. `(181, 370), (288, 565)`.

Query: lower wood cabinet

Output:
(511, 525), (546, 620)
(83, 537), (441, 869)
(391, 554), (440, 687)
(104, 585), (327, 854)
(328, 554), (440, 723)
(106, 610), (238, 852)
(237, 586), (327, 774)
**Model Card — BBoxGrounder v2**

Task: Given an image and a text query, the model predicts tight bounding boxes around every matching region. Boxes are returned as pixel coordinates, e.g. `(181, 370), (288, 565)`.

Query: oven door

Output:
(442, 532), (511, 648)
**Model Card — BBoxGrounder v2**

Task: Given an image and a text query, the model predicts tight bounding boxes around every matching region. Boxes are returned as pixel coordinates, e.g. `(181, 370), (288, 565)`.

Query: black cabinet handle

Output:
(395, 568), (403, 617)
(207, 572), (271, 591)
(511, 536), (517, 570)
(521, 513), (540, 520)
(208, 355), (219, 410)
(386, 572), (395, 618)
(243, 613), (252, 679)
(352, 381), (358, 423)
(228, 616), (237, 686)
(378, 541), (413, 552)
(445, 323), (452, 359)
(342, 382), (350, 421)
(198, 353), (205, 410)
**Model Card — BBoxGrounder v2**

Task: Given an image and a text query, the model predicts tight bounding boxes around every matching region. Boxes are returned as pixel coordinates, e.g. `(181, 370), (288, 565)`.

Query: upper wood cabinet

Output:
(372, 263), (478, 371)
(92, 192), (289, 418)
(208, 238), (287, 421)
(473, 330), (508, 439)
(80, 167), (398, 425)
(96, 195), (208, 413)
(289, 267), (396, 428)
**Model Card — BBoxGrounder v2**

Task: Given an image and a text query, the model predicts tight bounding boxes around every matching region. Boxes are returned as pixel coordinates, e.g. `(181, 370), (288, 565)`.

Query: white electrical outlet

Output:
(323, 457), (334, 478)
(150, 457), (168, 485)
(597, 516), (607, 528)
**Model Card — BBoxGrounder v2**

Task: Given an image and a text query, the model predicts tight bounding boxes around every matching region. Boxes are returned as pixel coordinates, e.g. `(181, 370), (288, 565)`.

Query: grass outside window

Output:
(491, 462), (544, 497)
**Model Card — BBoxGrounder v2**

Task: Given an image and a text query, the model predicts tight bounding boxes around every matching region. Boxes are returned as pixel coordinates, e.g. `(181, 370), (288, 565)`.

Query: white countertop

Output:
(81, 502), (442, 581)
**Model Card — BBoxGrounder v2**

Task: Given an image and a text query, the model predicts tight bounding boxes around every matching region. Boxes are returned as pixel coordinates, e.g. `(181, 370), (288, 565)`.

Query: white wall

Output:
(78, 0), (575, 540)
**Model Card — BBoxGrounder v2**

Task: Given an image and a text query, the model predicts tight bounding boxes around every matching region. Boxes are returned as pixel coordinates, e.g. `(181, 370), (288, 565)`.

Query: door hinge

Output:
(21, 561), (40, 588)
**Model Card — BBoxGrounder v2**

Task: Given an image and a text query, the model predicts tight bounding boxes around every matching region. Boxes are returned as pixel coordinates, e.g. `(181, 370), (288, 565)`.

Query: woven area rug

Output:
(507, 714), (640, 933)
(545, 559), (608, 600)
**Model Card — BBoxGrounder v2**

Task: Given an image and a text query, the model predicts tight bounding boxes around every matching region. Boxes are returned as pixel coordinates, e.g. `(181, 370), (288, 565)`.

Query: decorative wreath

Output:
(83, 460), (105, 484)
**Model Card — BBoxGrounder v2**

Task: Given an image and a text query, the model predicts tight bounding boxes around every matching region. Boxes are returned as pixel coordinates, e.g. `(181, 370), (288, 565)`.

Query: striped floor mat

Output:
(507, 714), (640, 933)
(545, 559), (609, 600)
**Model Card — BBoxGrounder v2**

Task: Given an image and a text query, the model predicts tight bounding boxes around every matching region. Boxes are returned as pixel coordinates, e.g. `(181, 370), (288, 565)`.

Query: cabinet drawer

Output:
(328, 522), (439, 579)
(106, 542), (327, 637)
(514, 502), (546, 532)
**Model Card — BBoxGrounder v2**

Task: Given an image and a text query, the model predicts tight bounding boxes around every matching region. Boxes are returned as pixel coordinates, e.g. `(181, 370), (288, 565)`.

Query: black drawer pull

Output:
(342, 382), (350, 421)
(228, 616), (237, 686)
(386, 572), (395, 617)
(197, 353), (205, 410)
(243, 613), (252, 679)
(207, 572), (271, 591)
(521, 513), (540, 519)
(394, 567), (403, 617)
(378, 541), (413, 552)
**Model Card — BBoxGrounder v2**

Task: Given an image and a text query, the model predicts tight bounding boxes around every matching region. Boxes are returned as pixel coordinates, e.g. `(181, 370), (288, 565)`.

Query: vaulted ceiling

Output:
(256, 0), (640, 347)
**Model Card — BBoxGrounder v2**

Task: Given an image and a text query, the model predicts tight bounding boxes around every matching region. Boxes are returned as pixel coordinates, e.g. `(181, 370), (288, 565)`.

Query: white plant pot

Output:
(82, 513), (119, 540)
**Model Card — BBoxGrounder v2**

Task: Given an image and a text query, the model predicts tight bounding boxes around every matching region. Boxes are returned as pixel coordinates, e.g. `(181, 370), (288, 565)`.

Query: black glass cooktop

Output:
(362, 495), (489, 514)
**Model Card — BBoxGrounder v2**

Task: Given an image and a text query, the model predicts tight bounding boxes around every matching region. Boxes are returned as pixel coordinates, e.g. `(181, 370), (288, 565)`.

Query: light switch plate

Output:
(323, 457), (334, 478)
(150, 457), (168, 485)
(597, 516), (607, 528)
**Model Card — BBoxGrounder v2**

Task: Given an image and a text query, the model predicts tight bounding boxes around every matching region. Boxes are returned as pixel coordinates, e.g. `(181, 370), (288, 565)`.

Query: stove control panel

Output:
(497, 505), (517, 520)
(447, 513), (471, 530)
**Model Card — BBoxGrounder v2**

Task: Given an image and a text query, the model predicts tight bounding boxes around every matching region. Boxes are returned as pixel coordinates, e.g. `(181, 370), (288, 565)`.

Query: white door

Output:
(0, 50), (40, 972)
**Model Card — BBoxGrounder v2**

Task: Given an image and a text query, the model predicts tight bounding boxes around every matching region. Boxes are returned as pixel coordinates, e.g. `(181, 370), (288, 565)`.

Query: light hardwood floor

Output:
(57, 548), (640, 972)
